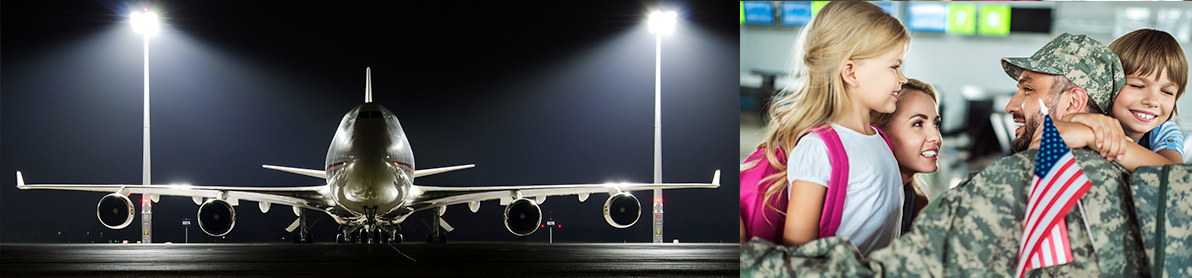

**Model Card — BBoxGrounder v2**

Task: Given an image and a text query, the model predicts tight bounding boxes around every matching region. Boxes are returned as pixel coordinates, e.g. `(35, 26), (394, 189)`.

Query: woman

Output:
(870, 78), (940, 233)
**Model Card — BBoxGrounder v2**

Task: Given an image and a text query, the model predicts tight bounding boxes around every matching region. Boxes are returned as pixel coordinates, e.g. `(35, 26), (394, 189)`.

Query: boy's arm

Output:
(1156, 149), (1183, 164)
(1028, 119), (1126, 158)
(1059, 113), (1183, 170)
(1060, 113), (1128, 160)
(1094, 140), (1178, 172)
(1036, 120), (1178, 172)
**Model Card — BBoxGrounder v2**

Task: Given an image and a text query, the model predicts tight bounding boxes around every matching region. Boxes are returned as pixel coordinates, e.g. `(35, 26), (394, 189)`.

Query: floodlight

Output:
(131, 11), (160, 35)
(648, 11), (676, 35)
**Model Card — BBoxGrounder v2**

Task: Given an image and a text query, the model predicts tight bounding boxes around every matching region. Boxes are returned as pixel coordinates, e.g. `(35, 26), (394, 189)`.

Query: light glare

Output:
(131, 11), (160, 35)
(648, 11), (677, 35)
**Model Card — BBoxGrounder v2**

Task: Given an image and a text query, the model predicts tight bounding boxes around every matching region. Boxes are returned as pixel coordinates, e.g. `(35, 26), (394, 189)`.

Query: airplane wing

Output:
(262, 164), (474, 179)
(413, 164), (475, 178)
(407, 170), (720, 212)
(15, 171), (329, 210)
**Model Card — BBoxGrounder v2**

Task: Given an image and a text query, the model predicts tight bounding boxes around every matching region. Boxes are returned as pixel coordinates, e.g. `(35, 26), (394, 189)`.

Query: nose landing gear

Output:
(335, 223), (402, 244)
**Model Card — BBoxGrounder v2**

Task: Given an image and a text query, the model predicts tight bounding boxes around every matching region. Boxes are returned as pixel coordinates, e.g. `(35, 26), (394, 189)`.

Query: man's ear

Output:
(840, 60), (858, 88)
(1063, 87), (1090, 117)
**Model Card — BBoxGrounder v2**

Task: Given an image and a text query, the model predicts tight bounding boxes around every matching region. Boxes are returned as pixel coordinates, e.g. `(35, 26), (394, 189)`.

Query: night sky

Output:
(1, 1), (739, 243)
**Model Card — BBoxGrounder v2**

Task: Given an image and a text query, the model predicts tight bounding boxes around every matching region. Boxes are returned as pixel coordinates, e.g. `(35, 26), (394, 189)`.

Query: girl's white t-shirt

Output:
(787, 124), (903, 255)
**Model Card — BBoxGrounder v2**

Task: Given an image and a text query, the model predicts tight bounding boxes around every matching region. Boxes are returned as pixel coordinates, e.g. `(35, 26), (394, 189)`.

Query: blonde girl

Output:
(741, 1), (909, 255)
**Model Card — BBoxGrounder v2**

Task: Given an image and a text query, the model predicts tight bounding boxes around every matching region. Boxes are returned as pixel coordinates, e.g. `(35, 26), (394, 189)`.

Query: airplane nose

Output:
(336, 159), (404, 213)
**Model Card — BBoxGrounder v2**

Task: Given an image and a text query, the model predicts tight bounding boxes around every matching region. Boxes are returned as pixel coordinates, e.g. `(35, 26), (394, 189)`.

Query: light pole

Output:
(647, 10), (675, 244)
(131, 8), (159, 244)
(545, 218), (557, 244)
(182, 218), (191, 243)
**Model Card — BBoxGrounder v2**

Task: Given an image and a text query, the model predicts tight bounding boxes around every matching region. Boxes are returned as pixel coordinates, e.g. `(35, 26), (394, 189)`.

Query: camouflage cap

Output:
(1001, 33), (1125, 114)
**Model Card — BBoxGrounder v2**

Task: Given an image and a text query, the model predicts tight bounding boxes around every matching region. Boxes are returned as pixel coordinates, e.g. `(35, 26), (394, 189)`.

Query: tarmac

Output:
(1, 242), (738, 277)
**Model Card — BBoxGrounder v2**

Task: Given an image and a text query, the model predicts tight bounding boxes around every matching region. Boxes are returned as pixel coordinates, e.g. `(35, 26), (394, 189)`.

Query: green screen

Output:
(978, 4), (1011, 36)
(946, 3), (976, 35)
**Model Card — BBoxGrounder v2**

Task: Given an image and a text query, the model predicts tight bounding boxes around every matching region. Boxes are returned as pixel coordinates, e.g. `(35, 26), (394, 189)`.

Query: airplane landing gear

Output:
(337, 225), (361, 244)
(386, 224), (403, 244)
(293, 208), (318, 243)
(359, 227), (373, 244)
(425, 232), (446, 244)
(293, 231), (313, 243)
(426, 208), (447, 244)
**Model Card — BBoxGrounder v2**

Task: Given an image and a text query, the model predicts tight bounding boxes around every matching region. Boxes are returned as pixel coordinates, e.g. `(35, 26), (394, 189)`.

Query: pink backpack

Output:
(740, 124), (891, 244)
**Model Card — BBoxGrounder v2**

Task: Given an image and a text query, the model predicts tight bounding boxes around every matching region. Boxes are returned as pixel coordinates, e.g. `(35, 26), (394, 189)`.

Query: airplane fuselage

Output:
(324, 103), (415, 224)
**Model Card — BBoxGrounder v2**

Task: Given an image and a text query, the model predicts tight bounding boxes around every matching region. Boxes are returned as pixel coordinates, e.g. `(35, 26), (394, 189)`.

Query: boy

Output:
(1107, 28), (1186, 163)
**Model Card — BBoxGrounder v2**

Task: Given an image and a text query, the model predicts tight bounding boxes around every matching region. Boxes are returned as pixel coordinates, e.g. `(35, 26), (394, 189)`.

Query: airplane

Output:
(16, 68), (720, 244)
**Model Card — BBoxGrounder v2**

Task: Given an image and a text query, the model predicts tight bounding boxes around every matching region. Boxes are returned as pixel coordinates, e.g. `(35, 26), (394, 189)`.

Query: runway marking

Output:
(387, 243), (417, 262)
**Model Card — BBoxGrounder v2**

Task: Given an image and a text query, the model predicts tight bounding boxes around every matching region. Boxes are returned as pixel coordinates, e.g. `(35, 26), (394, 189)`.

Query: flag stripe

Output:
(1019, 156), (1082, 263)
(1016, 114), (1094, 278)
(1023, 175), (1087, 269)
(1022, 159), (1083, 252)
(1026, 167), (1084, 253)
(1030, 177), (1089, 260)
(1051, 223), (1065, 263)
(1027, 158), (1074, 215)
(1023, 158), (1078, 239)
(1058, 217), (1072, 262)
(1042, 237), (1054, 266)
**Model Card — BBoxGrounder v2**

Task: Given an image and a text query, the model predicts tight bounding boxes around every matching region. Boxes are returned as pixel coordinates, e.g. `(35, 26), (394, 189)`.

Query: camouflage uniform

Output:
(1130, 165), (1192, 278)
(741, 34), (1192, 277)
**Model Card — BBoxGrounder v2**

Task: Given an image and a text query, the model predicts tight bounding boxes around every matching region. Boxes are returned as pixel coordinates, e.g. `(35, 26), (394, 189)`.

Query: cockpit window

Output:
(354, 110), (386, 120)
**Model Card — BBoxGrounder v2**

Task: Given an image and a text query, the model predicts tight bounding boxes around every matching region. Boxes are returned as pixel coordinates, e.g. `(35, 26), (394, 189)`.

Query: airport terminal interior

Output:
(742, 1), (1192, 200)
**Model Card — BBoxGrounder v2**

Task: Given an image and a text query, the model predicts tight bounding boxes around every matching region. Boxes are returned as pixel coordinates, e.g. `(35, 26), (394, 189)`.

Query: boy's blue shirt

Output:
(1137, 121), (1185, 158)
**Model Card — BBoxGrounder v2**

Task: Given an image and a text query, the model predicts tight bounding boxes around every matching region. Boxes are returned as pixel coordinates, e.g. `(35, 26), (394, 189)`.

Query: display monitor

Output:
(908, 3), (948, 33)
(946, 3), (976, 35)
(743, 1), (775, 26)
(781, 2), (812, 26)
(1010, 8), (1053, 33)
(978, 4), (1011, 36)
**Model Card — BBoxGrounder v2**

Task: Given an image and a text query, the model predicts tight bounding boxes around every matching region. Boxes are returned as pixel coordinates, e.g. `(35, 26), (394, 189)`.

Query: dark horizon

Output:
(1, 1), (739, 243)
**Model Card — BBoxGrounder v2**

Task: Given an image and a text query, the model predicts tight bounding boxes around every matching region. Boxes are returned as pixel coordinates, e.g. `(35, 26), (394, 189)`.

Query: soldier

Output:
(743, 33), (1162, 277)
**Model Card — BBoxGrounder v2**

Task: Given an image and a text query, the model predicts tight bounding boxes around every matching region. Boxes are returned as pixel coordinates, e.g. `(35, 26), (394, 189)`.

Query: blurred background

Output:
(740, 1), (1192, 200)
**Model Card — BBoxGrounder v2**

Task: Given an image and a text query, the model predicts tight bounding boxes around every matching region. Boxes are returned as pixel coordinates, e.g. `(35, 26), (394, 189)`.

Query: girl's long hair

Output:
(743, 1), (910, 216)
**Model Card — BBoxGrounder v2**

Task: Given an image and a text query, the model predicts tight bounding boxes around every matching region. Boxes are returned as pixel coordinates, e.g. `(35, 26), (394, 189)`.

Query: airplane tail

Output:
(365, 67), (372, 103)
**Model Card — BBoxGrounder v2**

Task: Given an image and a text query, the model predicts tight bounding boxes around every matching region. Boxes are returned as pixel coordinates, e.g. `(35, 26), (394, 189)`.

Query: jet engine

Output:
(197, 199), (236, 236)
(503, 198), (541, 236)
(603, 192), (640, 228)
(97, 193), (135, 229)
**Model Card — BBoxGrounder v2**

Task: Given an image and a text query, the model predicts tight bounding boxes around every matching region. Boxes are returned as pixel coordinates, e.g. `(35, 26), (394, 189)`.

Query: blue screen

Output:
(907, 3), (947, 33)
(743, 1), (774, 25)
(781, 2), (812, 26)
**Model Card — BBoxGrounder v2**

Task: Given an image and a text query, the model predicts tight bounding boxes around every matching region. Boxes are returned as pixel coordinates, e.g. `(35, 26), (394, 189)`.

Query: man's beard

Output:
(1011, 115), (1042, 153)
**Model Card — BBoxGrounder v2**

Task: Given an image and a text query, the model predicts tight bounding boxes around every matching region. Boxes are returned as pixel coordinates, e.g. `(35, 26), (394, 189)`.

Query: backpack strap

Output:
(815, 124), (892, 238)
(872, 123), (893, 152)
(812, 125), (848, 238)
